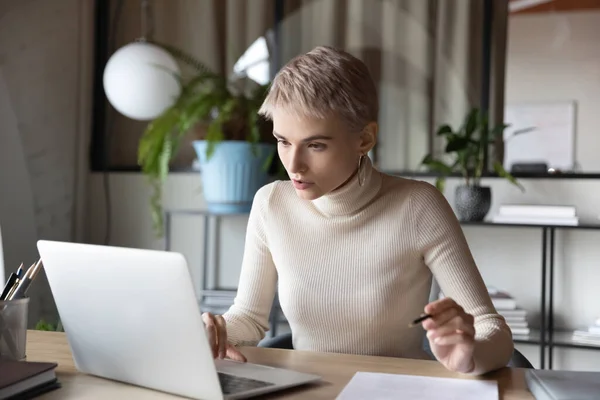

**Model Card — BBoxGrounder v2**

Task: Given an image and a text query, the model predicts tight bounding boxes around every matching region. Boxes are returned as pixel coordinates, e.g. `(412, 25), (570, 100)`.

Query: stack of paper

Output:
(487, 287), (530, 337)
(336, 371), (498, 400)
(491, 204), (578, 226)
(440, 287), (530, 337)
(572, 317), (600, 345)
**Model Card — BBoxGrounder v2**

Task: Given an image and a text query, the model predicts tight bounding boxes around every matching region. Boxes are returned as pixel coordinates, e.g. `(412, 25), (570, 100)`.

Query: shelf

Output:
(92, 165), (199, 173)
(385, 170), (600, 179)
(93, 164), (600, 178)
(514, 330), (600, 351)
(460, 220), (600, 230)
(199, 289), (237, 314)
(165, 212), (600, 228)
(513, 331), (541, 345)
(165, 209), (250, 217)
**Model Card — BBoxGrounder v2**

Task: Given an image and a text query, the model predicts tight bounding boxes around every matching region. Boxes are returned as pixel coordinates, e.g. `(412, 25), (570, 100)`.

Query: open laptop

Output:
(36, 240), (321, 400)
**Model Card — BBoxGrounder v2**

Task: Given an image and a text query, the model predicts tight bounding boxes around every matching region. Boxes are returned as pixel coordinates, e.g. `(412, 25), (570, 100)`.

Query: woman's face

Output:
(272, 109), (376, 200)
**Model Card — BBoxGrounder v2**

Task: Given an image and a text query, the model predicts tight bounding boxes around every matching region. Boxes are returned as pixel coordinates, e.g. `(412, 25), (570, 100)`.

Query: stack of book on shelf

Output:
(200, 290), (237, 314)
(487, 286), (531, 338)
(491, 204), (578, 226)
(571, 318), (600, 346)
(439, 287), (530, 337)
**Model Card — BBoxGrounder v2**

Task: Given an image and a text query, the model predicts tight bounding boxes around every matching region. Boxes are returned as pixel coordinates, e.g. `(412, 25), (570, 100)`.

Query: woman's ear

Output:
(359, 121), (378, 154)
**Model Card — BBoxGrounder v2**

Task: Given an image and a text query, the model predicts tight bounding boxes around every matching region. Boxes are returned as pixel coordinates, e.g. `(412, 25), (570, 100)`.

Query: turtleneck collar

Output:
(311, 156), (382, 216)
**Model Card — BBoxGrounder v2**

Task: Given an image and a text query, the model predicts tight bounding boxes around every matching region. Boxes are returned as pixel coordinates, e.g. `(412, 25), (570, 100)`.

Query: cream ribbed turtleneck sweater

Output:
(223, 158), (513, 375)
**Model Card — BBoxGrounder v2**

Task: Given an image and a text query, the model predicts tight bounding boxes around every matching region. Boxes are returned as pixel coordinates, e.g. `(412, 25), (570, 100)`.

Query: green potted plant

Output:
(138, 45), (278, 236)
(35, 319), (63, 332)
(421, 108), (524, 221)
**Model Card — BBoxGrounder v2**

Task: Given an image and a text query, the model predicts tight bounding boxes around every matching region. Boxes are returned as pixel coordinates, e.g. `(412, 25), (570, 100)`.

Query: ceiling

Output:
(510, 0), (600, 14)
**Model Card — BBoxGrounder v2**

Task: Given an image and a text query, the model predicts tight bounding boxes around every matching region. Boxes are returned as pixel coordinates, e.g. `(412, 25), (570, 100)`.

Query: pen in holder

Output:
(0, 297), (29, 361)
(0, 259), (42, 361)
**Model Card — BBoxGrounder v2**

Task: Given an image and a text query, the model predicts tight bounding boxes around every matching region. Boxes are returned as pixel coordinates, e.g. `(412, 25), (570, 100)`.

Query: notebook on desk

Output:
(0, 359), (60, 399)
(525, 369), (600, 400)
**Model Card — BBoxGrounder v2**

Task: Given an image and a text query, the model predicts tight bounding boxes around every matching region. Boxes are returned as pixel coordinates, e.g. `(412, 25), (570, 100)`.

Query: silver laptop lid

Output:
(37, 240), (224, 400)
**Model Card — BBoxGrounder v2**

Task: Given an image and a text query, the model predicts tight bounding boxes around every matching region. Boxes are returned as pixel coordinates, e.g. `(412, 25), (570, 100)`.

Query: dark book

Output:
(0, 359), (59, 399)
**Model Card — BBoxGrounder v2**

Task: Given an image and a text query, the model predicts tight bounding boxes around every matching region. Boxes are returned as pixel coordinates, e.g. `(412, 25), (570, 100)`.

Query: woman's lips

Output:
(292, 179), (314, 190)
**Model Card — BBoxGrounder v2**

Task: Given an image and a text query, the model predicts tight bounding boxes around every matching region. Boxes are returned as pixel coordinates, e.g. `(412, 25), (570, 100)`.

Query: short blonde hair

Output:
(258, 46), (379, 131)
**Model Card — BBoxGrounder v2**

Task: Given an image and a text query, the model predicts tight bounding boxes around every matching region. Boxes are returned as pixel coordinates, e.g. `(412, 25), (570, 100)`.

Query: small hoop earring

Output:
(357, 155), (365, 187)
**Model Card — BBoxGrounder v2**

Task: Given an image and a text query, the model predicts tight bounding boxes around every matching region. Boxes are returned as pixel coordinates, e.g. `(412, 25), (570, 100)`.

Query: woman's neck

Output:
(311, 156), (382, 216)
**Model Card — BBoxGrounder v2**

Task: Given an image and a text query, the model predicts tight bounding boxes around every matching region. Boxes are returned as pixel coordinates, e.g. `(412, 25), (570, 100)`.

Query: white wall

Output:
(501, 9), (600, 368)
(506, 10), (600, 172)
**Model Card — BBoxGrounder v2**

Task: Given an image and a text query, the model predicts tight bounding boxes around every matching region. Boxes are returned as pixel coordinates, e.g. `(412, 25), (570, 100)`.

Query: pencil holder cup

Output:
(0, 297), (29, 361)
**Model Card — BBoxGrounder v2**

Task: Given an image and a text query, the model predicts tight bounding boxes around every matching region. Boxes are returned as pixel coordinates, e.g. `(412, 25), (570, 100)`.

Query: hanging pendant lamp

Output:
(102, 0), (181, 121)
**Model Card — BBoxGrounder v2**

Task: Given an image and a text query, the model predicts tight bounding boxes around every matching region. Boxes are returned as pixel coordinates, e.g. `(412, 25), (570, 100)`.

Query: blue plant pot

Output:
(192, 140), (276, 214)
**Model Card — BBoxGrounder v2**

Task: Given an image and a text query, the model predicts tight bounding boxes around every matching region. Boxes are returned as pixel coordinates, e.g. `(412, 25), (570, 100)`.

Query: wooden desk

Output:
(27, 331), (534, 399)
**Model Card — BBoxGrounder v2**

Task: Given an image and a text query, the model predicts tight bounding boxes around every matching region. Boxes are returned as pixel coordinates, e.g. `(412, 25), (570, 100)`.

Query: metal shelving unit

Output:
(514, 330), (600, 352)
(164, 210), (600, 364)
(164, 209), (284, 337)
(462, 220), (600, 369)
(163, 209), (245, 306)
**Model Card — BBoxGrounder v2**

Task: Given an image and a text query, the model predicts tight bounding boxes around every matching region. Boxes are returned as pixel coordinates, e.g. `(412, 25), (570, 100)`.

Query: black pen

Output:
(0, 263), (23, 301)
(0, 273), (18, 301)
(408, 313), (433, 328)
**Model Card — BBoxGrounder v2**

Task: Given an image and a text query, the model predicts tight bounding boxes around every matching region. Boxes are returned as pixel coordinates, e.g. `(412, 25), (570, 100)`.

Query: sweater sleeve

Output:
(410, 181), (513, 375)
(222, 184), (278, 347)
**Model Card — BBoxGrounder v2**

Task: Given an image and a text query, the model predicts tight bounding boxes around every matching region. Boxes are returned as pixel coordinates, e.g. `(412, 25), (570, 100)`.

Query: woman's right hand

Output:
(201, 312), (247, 362)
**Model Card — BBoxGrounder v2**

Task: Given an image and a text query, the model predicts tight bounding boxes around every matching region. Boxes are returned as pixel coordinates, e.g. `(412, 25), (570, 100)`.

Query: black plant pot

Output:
(455, 185), (491, 222)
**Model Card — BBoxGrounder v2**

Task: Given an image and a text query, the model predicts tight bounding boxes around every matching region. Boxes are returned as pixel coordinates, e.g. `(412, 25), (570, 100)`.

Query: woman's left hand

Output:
(422, 297), (476, 373)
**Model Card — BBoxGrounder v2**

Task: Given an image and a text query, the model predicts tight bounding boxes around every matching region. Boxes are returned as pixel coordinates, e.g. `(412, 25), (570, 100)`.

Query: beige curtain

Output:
(0, 0), (94, 326)
(277, 0), (508, 171)
(108, 0), (508, 171)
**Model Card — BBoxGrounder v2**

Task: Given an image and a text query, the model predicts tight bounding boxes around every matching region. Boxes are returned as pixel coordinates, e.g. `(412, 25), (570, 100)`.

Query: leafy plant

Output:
(137, 42), (276, 236)
(421, 108), (525, 193)
(35, 319), (63, 332)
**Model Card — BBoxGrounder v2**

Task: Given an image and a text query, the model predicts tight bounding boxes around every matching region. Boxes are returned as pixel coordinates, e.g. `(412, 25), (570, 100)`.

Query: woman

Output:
(202, 46), (513, 375)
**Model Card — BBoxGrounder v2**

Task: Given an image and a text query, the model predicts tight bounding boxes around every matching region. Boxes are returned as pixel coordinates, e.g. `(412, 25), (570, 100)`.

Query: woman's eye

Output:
(309, 143), (326, 150)
(277, 140), (290, 146)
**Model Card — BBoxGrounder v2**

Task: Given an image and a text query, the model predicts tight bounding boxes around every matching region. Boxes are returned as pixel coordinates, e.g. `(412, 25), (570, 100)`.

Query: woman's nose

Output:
(288, 149), (307, 174)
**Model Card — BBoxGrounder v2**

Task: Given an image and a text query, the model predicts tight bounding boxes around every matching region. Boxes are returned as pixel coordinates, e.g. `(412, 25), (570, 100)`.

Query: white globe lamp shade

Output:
(103, 41), (181, 121)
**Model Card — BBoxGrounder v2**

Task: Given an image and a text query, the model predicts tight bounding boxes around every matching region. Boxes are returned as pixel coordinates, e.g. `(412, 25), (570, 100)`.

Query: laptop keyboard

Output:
(218, 372), (274, 395)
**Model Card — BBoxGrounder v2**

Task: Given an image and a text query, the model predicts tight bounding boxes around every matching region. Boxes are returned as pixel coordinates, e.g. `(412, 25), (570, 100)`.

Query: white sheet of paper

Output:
(336, 372), (498, 400)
